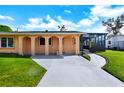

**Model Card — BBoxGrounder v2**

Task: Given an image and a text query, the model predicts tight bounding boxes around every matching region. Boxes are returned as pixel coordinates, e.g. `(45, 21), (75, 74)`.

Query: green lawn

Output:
(81, 51), (91, 61)
(0, 53), (46, 87)
(96, 50), (124, 82)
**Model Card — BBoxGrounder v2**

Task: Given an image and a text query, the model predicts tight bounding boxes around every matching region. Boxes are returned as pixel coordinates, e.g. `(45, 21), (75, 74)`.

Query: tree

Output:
(102, 14), (124, 35)
(58, 25), (67, 31)
(102, 14), (124, 49)
(0, 24), (13, 32)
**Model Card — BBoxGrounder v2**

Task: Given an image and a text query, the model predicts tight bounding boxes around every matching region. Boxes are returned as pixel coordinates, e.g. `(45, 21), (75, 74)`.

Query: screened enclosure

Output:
(80, 33), (107, 52)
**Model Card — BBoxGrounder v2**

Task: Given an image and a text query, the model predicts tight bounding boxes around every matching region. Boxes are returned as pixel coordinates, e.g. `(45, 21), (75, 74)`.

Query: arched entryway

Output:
(35, 37), (45, 55)
(63, 36), (76, 54)
(23, 37), (31, 55)
(49, 36), (59, 55)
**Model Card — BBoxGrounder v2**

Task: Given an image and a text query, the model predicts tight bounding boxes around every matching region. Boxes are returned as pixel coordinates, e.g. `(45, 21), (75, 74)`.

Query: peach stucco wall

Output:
(35, 36), (59, 55)
(49, 37), (59, 54)
(63, 36), (75, 54)
(23, 37), (31, 55)
(0, 34), (80, 55)
(0, 36), (18, 53)
(35, 37), (45, 54)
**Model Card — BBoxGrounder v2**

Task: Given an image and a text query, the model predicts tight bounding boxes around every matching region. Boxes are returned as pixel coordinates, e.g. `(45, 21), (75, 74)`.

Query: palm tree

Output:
(58, 25), (67, 31)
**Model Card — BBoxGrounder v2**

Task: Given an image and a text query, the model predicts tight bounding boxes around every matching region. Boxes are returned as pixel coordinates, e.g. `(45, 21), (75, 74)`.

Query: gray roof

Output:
(87, 32), (107, 35)
(0, 31), (84, 34)
(16, 31), (83, 33)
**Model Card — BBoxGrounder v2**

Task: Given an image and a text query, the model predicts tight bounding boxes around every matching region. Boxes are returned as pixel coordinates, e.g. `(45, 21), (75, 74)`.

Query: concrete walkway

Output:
(32, 55), (124, 87)
(83, 50), (106, 67)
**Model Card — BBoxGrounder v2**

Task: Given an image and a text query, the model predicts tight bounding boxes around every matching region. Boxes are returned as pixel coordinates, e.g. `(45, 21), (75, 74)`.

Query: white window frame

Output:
(0, 37), (14, 48)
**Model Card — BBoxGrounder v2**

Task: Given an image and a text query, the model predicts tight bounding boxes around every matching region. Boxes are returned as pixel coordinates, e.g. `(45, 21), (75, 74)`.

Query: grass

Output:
(96, 50), (124, 82)
(0, 53), (46, 87)
(81, 51), (90, 61)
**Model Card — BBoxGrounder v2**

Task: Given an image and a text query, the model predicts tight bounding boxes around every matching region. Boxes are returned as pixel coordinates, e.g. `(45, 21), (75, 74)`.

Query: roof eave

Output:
(0, 32), (84, 35)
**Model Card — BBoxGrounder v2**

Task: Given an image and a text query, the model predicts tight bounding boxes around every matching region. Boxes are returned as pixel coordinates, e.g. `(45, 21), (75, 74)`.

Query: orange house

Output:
(0, 31), (82, 56)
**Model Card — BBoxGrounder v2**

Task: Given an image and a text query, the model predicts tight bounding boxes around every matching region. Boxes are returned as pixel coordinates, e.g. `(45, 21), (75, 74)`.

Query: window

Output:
(1, 37), (14, 48)
(1, 38), (7, 47)
(8, 38), (13, 47)
(39, 37), (52, 45)
(49, 38), (52, 45)
(108, 41), (111, 44)
(40, 37), (45, 45)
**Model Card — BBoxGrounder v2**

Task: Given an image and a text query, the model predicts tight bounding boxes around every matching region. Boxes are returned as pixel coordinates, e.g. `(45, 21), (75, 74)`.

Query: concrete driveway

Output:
(32, 55), (124, 87)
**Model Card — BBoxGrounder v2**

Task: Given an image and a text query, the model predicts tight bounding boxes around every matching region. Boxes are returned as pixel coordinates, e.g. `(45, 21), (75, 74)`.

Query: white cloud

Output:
(0, 14), (14, 21)
(22, 15), (82, 31)
(119, 27), (124, 35)
(84, 25), (106, 33)
(46, 15), (51, 20)
(22, 14), (100, 31)
(78, 16), (99, 27)
(78, 5), (124, 27)
(57, 16), (80, 30)
(28, 18), (42, 24)
(91, 5), (124, 18)
(64, 10), (71, 13)
(78, 19), (93, 26)
(23, 15), (59, 30)
(21, 5), (124, 32)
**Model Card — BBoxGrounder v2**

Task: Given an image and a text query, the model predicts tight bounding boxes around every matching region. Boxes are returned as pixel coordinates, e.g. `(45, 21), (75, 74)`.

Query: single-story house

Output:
(0, 31), (82, 56)
(106, 35), (124, 50)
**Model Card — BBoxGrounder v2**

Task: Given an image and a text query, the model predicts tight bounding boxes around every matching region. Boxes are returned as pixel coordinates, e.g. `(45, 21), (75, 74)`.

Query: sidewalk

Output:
(83, 50), (106, 67)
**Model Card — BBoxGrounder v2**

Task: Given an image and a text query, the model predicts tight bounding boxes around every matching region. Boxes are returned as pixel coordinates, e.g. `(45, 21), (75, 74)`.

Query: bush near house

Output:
(81, 51), (90, 61)
(0, 24), (13, 32)
(0, 53), (46, 87)
(96, 50), (124, 82)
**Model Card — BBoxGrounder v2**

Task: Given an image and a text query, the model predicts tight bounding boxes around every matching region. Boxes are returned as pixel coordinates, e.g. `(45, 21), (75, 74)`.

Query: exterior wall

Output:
(35, 37), (59, 55)
(0, 34), (81, 55)
(35, 37), (45, 54)
(106, 35), (124, 50)
(23, 37), (31, 55)
(63, 36), (75, 54)
(49, 37), (59, 54)
(106, 37), (114, 48)
(0, 35), (18, 53)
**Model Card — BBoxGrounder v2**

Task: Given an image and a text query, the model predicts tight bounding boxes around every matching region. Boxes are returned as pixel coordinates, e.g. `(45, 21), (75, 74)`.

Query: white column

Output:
(31, 37), (36, 56)
(45, 36), (49, 55)
(59, 36), (63, 55)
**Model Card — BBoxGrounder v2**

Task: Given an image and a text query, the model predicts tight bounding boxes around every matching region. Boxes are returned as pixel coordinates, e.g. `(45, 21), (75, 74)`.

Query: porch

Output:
(18, 35), (80, 56)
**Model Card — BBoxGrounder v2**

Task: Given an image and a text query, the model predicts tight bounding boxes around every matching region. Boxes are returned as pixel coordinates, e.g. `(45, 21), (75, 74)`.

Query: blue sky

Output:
(0, 5), (124, 32)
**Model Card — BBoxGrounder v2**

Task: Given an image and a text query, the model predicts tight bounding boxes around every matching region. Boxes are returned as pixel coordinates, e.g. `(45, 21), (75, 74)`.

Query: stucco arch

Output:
(23, 37), (31, 55)
(35, 36), (45, 55)
(49, 36), (59, 55)
(63, 35), (76, 54)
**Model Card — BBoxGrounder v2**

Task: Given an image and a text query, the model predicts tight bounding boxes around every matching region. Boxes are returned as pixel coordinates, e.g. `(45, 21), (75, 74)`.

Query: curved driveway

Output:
(32, 55), (124, 87)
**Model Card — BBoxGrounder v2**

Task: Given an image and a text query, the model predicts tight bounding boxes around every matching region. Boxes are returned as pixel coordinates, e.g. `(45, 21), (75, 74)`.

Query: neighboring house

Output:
(0, 31), (82, 56)
(80, 33), (107, 52)
(106, 35), (124, 50)
(106, 27), (124, 50)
